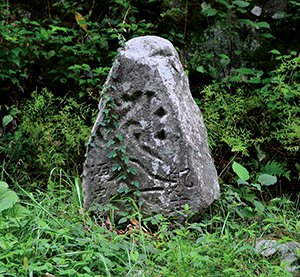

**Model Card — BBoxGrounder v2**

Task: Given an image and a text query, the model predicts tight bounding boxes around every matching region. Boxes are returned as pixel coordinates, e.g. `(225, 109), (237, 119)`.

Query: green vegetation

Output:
(0, 0), (299, 276)
(0, 172), (299, 276)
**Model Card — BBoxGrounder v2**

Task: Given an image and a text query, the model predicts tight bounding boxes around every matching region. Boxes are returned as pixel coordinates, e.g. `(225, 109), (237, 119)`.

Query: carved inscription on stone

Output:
(166, 168), (192, 210)
(90, 163), (110, 196)
(82, 36), (219, 218)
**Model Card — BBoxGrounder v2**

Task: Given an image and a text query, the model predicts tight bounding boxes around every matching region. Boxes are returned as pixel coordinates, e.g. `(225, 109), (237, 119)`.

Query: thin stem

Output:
(219, 153), (238, 178)
(184, 0), (188, 40)
(47, 0), (52, 19)
(6, 0), (10, 24)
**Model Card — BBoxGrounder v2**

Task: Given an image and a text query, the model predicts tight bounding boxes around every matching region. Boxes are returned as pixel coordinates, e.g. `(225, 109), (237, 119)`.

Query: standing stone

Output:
(82, 36), (219, 218)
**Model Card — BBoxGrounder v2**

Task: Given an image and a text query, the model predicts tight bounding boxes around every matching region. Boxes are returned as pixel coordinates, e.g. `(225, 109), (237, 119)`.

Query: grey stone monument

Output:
(82, 36), (219, 218)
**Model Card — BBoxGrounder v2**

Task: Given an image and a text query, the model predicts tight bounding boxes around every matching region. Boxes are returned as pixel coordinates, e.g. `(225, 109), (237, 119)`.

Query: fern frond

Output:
(261, 161), (290, 180)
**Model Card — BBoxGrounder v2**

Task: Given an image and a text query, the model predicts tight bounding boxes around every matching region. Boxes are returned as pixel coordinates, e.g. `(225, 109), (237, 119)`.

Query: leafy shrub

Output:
(184, 0), (273, 81)
(184, 0), (300, 82)
(198, 51), (299, 188)
(259, 52), (300, 153)
(0, 89), (92, 185)
(0, 0), (156, 102)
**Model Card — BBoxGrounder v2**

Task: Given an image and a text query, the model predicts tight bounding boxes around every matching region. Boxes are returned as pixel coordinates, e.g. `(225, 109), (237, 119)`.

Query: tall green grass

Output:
(0, 170), (299, 276)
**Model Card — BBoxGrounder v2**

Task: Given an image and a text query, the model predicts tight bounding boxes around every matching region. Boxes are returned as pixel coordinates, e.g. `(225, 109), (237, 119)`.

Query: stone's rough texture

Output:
(82, 35), (219, 217)
(256, 240), (300, 275)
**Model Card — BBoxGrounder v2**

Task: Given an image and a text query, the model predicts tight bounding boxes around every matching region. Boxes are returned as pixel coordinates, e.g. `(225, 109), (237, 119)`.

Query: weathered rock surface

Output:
(256, 239), (300, 275)
(82, 35), (219, 218)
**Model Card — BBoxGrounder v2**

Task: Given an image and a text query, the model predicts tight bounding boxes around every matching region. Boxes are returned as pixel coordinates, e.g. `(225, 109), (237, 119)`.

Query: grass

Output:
(0, 171), (299, 276)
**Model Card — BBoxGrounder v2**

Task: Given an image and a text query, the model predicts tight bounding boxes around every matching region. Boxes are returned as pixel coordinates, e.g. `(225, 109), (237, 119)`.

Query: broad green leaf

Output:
(3, 203), (29, 219)
(122, 156), (129, 164)
(116, 134), (123, 142)
(127, 167), (137, 176)
(2, 115), (13, 127)
(217, 0), (232, 9)
(48, 50), (55, 58)
(229, 75), (240, 82)
(106, 139), (115, 147)
(263, 217), (277, 223)
(249, 183), (261, 191)
(219, 53), (229, 60)
(290, 0), (300, 6)
(201, 3), (218, 17)
(269, 49), (281, 55)
(255, 21), (270, 29)
(117, 174), (127, 181)
(240, 19), (254, 27)
(118, 146), (126, 154)
(12, 56), (20, 67)
(236, 7), (247, 13)
(205, 8), (218, 16)
(11, 48), (21, 67)
(233, 1), (250, 8)
(0, 183), (19, 213)
(236, 67), (255, 75)
(30, 20), (40, 26)
(108, 150), (117, 158)
(241, 207), (255, 218)
(258, 174), (277, 186)
(237, 179), (248, 185)
(220, 54), (230, 66)
(243, 191), (256, 202)
(112, 164), (122, 172)
(131, 181), (140, 188)
(272, 11), (288, 19)
(117, 185), (129, 194)
(249, 77), (261, 84)
(232, 162), (250, 181)
(0, 181), (8, 189)
(254, 200), (265, 212)
(118, 217), (127, 224)
(130, 251), (139, 262)
(82, 63), (91, 70)
(196, 66), (205, 73)
(260, 33), (274, 39)
(220, 59), (230, 66)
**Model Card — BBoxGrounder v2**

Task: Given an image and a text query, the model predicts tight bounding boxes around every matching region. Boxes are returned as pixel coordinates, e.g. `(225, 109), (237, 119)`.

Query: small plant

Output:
(0, 181), (19, 214)
(0, 181), (29, 220)
(224, 161), (278, 219)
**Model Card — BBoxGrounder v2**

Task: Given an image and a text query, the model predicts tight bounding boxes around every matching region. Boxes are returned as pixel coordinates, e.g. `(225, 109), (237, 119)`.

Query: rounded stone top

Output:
(121, 35), (177, 60)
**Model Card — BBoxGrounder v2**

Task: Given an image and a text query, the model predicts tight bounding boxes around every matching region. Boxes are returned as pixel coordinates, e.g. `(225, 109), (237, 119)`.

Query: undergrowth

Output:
(1, 88), (93, 187)
(0, 170), (298, 276)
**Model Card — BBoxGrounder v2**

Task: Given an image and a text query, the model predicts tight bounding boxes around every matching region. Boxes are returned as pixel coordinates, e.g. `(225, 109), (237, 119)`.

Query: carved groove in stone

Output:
(154, 107), (167, 117)
(155, 130), (166, 140)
